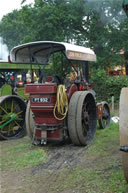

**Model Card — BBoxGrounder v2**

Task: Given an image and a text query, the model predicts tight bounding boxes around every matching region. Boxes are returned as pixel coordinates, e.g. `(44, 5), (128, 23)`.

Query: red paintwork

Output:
(33, 111), (62, 125)
(25, 83), (57, 94)
(25, 83), (64, 142)
(30, 94), (56, 111)
(27, 84), (62, 125)
(47, 76), (53, 82)
(35, 129), (62, 141)
(25, 81), (101, 143)
(79, 84), (86, 91)
(96, 103), (103, 119)
(47, 129), (62, 140)
(67, 84), (78, 100)
(35, 129), (41, 138)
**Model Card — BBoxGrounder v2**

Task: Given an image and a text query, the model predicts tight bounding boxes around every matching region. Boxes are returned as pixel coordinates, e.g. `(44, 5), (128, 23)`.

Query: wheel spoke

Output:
(82, 101), (90, 137)
(11, 100), (14, 112)
(0, 119), (6, 125)
(16, 111), (23, 116)
(0, 105), (8, 114)
(13, 103), (19, 111)
(14, 121), (22, 129)
(17, 117), (23, 121)
(82, 121), (88, 137)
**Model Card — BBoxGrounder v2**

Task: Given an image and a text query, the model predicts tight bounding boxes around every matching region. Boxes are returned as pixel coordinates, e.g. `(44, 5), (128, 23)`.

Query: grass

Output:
(8, 143), (30, 153)
(56, 167), (127, 193)
(47, 123), (128, 193)
(1, 123), (128, 193)
(86, 122), (120, 156)
(1, 140), (47, 171)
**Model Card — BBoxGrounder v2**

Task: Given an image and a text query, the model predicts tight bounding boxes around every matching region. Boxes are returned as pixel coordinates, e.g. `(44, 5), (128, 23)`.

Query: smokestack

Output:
(0, 37), (9, 61)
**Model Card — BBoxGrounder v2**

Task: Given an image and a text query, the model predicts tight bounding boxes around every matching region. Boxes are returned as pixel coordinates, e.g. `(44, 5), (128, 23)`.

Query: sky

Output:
(0, 0), (34, 60)
(0, 0), (34, 20)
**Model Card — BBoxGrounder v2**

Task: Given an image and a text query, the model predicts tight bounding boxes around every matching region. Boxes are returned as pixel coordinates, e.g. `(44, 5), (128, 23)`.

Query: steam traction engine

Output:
(10, 41), (110, 146)
(0, 60), (41, 140)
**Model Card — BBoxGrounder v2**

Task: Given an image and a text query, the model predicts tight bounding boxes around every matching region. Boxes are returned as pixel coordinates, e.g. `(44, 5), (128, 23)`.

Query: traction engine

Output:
(10, 41), (110, 146)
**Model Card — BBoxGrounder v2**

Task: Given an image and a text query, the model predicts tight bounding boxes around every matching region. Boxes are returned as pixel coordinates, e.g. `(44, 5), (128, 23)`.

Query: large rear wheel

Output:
(68, 91), (97, 146)
(120, 88), (128, 183)
(0, 96), (26, 139)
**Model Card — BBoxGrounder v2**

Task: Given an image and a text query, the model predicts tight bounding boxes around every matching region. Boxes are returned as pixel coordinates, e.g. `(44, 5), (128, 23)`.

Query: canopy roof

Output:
(10, 41), (96, 64)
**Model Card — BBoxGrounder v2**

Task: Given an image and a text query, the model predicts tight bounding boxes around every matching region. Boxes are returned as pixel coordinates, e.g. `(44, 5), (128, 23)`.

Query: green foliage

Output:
(1, 142), (47, 170)
(90, 68), (128, 102)
(0, 0), (128, 76)
(0, 10), (27, 51)
(47, 52), (72, 79)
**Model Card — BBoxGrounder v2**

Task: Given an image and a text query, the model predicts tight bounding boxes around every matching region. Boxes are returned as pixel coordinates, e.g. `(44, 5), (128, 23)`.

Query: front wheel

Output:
(68, 91), (97, 146)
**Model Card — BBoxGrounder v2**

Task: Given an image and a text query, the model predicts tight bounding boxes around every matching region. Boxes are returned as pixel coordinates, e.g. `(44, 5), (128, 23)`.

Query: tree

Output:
(0, 10), (27, 51)
(0, 0), (128, 71)
(82, 0), (128, 68)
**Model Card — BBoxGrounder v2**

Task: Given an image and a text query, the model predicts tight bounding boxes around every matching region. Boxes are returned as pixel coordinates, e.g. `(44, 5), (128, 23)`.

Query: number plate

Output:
(32, 97), (50, 103)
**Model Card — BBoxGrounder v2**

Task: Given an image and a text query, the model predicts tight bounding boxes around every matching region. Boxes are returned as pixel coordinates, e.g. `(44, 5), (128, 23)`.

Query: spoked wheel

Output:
(99, 102), (110, 129)
(25, 101), (35, 139)
(0, 96), (26, 140)
(120, 88), (128, 183)
(68, 91), (97, 146)
(81, 102), (90, 139)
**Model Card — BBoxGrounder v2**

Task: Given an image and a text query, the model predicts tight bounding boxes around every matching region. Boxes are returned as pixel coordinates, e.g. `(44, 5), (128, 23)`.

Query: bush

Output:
(90, 68), (128, 103)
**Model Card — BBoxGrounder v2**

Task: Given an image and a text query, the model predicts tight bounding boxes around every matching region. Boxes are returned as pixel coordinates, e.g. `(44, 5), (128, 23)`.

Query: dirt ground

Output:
(1, 137), (90, 193)
(0, 128), (128, 193)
